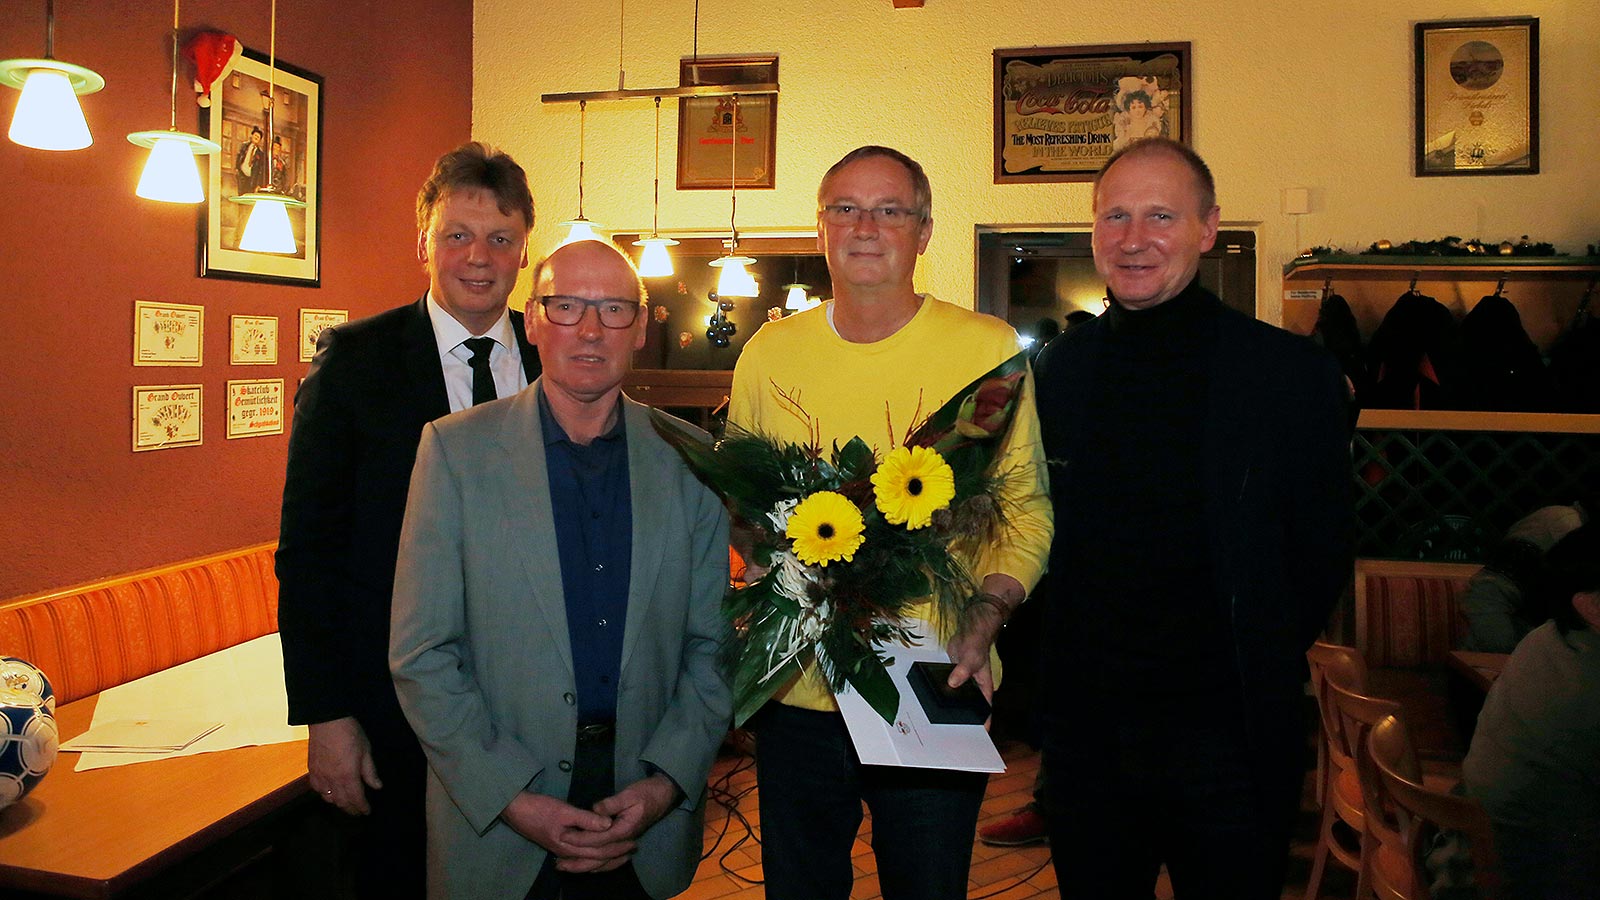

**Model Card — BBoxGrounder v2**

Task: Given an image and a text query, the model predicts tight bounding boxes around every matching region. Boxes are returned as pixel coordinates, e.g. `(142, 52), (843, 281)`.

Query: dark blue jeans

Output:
(750, 702), (988, 900)
(1039, 688), (1303, 900)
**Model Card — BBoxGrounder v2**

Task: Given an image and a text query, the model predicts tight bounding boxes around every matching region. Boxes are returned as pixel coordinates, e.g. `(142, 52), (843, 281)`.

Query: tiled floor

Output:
(685, 735), (1352, 900)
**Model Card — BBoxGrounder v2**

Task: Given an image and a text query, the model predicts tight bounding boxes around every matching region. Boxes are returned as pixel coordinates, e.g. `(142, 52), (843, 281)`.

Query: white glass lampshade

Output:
(560, 217), (603, 246)
(135, 135), (205, 203)
(634, 237), (678, 277)
(240, 196), (297, 253)
(713, 256), (759, 298)
(784, 284), (810, 311)
(8, 67), (91, 150)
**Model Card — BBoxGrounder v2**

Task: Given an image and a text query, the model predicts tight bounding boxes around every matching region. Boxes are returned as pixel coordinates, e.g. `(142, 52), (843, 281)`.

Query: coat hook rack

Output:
(1493, 274), (1508, 297)
(1408, 272), (1420, 294)
(1321, 276), (1333, 299)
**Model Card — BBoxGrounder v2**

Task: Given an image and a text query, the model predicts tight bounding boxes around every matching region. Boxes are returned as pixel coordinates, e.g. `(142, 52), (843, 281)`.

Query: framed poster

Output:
(230, 315), (278, 365)
(299, 308), (347, 362)
(677, 56), (777, 190)
(133, 300), (204, 366)
(200, 47), (323, 285)
(226, 379), (286, 439)
(994, 43), (1190, 184)
(133, 385), (203, 452)
(1415, 18), (1538, 176)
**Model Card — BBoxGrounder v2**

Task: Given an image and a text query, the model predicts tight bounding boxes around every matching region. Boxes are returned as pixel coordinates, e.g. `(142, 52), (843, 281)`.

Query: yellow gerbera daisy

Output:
(871, 445), (955, 530)
(786, 491), (866, 567)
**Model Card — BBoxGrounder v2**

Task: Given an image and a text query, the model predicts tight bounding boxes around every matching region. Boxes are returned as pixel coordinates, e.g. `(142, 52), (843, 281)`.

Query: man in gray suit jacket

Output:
(390, 239), (731, 900)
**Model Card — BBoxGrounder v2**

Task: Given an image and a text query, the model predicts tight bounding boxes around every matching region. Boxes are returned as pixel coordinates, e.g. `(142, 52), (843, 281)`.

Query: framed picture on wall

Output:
(299, 308), (347, 361)
(677, 56), (777, 190)
(1415, 18), (1539, 176)
(199, 47), (323, 285)
(132, 385), (203, 452)
(993, 43), (1191, 184)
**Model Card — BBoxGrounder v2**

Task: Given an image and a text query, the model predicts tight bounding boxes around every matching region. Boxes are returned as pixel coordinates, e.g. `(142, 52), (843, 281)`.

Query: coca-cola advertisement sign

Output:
(993, 43), (1190, 183)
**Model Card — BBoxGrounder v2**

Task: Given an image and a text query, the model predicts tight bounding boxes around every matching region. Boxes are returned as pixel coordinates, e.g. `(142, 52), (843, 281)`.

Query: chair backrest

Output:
(1326, 665), (1409, 855)
(1369, 714), (1503, 900)
(1310, 644), (1372, 775)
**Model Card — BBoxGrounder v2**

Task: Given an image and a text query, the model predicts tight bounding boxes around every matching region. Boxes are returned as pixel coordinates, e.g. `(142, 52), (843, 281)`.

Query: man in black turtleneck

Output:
(1032, 139), (1353, 899)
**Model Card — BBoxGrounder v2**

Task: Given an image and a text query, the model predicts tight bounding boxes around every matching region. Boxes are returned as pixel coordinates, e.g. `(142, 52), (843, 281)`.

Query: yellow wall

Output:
(475, 1), (1598, 324)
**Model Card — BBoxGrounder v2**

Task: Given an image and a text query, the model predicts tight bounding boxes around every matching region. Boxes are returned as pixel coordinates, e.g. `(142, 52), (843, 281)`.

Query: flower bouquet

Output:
(651, 351), (1031, 725)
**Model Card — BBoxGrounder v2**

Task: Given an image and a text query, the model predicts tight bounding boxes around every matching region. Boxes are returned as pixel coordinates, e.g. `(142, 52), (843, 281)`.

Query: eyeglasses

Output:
(538, 295), (642, 329)
(819, 204), (925, 229)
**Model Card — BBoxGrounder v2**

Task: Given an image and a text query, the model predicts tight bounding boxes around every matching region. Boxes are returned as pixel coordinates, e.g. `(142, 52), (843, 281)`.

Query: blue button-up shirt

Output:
(538, 389), (632, 723)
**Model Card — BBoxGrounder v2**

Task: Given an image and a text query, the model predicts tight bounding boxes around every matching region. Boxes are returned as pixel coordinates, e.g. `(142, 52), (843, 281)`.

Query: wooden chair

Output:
(1367, 714), (1503, 900)
(1305, 658), (1398, 900)
(1307, 641), (1369, 811)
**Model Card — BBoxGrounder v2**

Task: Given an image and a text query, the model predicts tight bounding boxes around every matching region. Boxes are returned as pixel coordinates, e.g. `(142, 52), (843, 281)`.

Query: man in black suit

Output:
(236, 125), (264, 196)
(1032, 138), (1352, 899)
(277, 141), (541, 898)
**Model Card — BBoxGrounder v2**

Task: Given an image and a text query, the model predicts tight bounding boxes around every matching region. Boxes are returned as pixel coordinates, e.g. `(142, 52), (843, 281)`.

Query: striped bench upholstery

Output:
(1353, 558), (1478, 668)
(0, 543), (279, 705)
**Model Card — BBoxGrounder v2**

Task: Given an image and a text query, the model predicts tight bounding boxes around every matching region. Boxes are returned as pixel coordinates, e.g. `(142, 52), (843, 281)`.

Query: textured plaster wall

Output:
(474, 0), (1598, 324)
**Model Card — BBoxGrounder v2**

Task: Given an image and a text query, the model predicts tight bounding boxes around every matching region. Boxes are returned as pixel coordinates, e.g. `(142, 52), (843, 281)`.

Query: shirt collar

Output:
(536, 384), (627, 448)
(425, 290), (518, 356)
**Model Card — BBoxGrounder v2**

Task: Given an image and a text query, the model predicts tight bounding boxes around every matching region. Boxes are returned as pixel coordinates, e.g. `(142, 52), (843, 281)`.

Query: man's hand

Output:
(550, 774), (682, 873)
(945, 573), (1026, 703)
(308, 717), (382, 815)
(502, 792), (631, 872)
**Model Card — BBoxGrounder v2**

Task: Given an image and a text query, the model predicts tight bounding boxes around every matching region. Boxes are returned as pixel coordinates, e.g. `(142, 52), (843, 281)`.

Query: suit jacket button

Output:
(558, 760), (572, 773)
(563, 692), (575, 705)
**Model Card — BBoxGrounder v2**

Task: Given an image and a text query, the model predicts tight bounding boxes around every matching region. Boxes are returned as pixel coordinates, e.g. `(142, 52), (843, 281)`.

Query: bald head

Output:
(531, 240), (647, 306)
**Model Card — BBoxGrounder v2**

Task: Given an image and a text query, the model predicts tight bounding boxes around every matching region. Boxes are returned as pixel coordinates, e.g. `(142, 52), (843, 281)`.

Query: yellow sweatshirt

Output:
(728, 295), (1054, 711)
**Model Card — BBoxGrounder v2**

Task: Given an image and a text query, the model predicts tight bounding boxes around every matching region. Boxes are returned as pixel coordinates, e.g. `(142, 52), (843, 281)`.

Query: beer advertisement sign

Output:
(994, 43), (1190, 183)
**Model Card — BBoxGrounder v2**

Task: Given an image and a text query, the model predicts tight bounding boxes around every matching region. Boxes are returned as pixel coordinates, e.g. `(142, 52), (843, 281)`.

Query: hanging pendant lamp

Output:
(1, 0), (105, 151)
(235, 0), (304, 253)
(559, 100), (605, 245)
(708, 93), (756, 298)
(128, 0), (221, 203)
(633, 97), (678, 276)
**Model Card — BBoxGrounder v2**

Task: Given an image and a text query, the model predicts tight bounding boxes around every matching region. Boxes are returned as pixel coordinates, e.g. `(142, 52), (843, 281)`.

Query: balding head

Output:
(531, 240), (647, 307)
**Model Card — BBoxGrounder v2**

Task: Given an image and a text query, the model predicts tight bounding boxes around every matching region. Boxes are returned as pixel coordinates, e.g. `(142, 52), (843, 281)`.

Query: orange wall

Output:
(0, 0), (473, 598)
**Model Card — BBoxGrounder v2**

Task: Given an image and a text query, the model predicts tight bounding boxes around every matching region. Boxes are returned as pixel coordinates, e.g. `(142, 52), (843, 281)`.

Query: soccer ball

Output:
(0, 657), (59, 810)
(0, 656), (55, 714)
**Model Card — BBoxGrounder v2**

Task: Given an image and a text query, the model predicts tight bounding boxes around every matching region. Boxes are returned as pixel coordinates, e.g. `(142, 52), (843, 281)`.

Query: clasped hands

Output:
(501, 773), (680, 874)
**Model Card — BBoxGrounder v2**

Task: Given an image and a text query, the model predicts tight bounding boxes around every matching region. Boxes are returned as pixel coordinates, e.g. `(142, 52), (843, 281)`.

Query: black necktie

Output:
(463, 337), (497, 406)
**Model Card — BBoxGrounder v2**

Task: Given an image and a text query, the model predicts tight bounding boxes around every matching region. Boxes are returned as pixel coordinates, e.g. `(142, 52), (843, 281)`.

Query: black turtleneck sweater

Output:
(1052, 280), (1239, 695)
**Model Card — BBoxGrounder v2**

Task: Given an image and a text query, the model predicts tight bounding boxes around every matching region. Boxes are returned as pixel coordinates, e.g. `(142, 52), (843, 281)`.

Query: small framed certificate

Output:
(226, 378), (286, 439)
(134, 301), (204, 366)
(299, 308), (347, 362)
(230, 315), (279, 365)
(133, 385), (204, 451)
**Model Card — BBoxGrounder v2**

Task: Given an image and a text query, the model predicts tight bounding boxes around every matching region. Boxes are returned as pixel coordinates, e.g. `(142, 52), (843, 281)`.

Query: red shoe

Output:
(977, 806), (1049, 846)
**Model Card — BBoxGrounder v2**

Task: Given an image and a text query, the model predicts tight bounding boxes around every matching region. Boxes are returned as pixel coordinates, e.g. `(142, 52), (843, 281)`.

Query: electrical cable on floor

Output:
(967, 852), (1054, 900)
(702, 747), (764, 883)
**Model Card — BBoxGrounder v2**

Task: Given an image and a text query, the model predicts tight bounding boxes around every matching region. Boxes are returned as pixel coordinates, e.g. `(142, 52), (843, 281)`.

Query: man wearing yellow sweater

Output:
(728, 145), (1053, 900)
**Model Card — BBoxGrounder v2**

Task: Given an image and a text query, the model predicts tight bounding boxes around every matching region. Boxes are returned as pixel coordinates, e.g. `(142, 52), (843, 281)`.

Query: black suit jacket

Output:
(277, 297), (540, 728)
(1034, 286), (1354, 758)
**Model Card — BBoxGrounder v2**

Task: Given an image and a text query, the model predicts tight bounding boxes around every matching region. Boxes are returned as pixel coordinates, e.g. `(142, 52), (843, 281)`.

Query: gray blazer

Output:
(390, 382), (731, 900)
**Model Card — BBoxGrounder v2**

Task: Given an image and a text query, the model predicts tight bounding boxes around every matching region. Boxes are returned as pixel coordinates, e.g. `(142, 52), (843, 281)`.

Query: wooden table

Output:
(0, 695), (309, 898)
(1447, 650), (1511, 694)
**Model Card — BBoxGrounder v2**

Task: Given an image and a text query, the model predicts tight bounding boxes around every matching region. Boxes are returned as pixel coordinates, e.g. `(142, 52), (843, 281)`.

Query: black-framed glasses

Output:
(537, 295), (643, 329)
(819, 204), (925, 229)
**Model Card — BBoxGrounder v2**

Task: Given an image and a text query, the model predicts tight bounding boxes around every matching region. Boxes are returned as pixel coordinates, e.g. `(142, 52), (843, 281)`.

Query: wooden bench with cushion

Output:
(0, 542), (279, 705)
(1351, 558), (1481, 755)
(1354, 558), (1478, 669)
